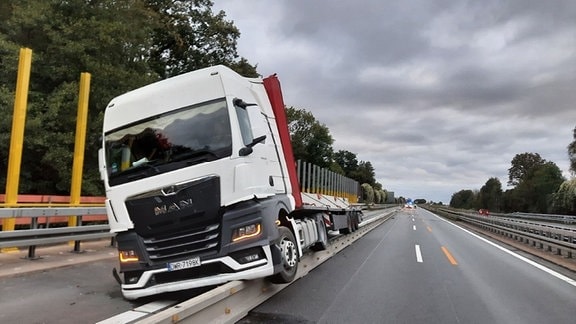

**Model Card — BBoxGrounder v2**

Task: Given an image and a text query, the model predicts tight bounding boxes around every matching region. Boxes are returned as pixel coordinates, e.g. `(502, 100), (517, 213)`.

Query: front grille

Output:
(124, 176), (222, 263)
(143, 222), (220, 262)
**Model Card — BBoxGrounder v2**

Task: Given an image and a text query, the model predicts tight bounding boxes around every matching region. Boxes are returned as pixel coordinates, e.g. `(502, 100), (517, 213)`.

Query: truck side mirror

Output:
(239, 135), (267, 156)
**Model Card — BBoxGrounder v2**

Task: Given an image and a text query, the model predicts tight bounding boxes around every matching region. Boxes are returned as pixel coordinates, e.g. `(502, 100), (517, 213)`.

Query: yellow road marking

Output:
(441, 246), (458, 265)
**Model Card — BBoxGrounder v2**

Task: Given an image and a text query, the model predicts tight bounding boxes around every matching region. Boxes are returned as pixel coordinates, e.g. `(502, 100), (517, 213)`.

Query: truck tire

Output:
(269, 226), (298, 284)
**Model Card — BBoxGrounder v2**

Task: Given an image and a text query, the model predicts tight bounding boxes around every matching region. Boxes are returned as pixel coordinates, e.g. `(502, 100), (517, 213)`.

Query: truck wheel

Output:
(269, 226), (298, 284)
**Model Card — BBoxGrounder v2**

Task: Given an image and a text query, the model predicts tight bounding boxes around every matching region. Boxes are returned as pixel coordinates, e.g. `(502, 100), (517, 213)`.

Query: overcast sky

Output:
(212, 0), (576, 203)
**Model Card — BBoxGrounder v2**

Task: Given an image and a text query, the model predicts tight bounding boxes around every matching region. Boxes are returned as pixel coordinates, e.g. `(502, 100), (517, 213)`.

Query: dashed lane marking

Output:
(415, 244), (423, 263)
(441, 246), (458, 266)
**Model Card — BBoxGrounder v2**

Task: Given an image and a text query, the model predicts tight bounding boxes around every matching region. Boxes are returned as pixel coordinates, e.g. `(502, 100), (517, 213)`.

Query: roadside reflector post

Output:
(2, 48), (32, 254)
(69, 72), (91, 251)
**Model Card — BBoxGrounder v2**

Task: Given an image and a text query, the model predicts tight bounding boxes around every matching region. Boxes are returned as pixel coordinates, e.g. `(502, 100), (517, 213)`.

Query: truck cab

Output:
(99, 65), (360, 299)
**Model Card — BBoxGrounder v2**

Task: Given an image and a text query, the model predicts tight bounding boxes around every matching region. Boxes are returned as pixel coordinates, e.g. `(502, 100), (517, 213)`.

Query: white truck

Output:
(99, 65), (363, 300)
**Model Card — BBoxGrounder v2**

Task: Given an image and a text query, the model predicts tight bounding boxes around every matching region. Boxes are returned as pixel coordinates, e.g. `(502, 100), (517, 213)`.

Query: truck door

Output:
(232, 98), (286, 196)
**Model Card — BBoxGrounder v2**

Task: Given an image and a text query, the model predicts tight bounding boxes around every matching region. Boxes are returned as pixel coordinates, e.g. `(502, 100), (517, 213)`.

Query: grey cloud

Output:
(214, 0), (575, 202)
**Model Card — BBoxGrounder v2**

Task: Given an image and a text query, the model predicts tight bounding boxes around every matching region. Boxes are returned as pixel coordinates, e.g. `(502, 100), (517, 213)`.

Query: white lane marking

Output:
(423, 209), (576, 287)
(413, 225), (417, 231)
(415, 244), (423, 263)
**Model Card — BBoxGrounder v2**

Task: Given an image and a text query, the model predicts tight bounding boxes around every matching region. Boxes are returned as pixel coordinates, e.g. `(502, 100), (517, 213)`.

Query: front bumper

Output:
(121, 245), (274, 300)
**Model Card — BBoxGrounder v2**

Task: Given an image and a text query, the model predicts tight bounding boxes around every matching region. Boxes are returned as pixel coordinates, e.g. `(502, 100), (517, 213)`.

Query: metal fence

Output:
(0, 206), (111, 258)
(296, 160), (360, 203)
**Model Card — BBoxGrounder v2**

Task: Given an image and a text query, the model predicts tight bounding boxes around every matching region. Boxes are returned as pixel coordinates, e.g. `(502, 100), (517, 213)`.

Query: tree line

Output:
(450, 133), (576, 215)
(286, 106), (387, 203)
(0, 0), (386, 202)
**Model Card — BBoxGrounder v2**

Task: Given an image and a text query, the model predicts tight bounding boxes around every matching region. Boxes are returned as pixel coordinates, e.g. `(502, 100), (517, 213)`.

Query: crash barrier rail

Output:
(0, 194), (107, 226)
(508, 212), (576, 224)
(98, 209), (398, 324)
(430, 207), (576, 259)
(0, 207), (111, 258)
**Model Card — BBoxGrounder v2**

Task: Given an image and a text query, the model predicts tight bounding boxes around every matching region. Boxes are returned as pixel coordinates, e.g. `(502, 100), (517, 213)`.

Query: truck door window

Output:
(235, 103), (254, 146)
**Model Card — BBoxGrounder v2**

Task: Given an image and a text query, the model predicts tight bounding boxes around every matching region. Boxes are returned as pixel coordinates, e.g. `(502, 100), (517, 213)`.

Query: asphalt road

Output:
(0, 257), (130, 324)
(239, 208), (576, 324)
(2, 208), (575, 323)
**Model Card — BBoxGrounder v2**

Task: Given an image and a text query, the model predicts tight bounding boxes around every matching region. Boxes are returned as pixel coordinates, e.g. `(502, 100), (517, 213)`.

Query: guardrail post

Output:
(24, 216), (41, 260)
(71, 215), (83, 253)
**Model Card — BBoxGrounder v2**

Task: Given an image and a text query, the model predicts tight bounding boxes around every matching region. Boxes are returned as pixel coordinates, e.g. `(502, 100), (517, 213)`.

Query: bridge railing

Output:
(0, 206), (111, 258)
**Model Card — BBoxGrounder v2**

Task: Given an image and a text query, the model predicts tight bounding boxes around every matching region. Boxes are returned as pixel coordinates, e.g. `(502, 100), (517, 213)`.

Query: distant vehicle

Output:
(404, 198), (416, 209)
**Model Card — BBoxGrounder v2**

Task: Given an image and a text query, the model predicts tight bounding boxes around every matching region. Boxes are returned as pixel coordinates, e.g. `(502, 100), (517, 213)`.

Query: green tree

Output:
(0, 0), (253, 195)
(333, 150), (359, 177)
(478, 177), (503, 211)
(350, 161), (376, 187)
(568, 126), (576, 176)
(374, 189), (381, 204)
(508, 152), (546, 186)
(285, 106), (334, 168)
(550, 179), (576, 215)
(505, 162), (565, 213)
(361, 183), (374, 204)
(379, 190), (388, 203)
(0, 0), (159, 194)
(144, 0), (257, 78)
(450, 189), (477, 209)
(531, 162), (565, 212)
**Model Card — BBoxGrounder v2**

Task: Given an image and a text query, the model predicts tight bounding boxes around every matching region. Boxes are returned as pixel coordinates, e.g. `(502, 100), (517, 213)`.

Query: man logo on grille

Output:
(154, 198), (194, 215)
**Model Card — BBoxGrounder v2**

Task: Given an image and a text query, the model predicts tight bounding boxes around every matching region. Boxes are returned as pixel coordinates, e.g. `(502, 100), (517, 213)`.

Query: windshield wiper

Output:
(124, 161), (162, 180)
(170, 149), (218, 164)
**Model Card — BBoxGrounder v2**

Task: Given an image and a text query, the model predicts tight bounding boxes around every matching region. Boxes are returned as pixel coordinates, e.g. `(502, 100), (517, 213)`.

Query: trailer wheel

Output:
(269, 226), (298, 284)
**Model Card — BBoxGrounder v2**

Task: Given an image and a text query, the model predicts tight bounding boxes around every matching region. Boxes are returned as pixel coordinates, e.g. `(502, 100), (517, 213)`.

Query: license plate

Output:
(167, 257), (201, 271)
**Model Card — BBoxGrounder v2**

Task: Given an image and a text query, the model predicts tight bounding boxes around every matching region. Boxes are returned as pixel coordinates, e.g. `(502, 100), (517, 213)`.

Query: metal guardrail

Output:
(0, 225), (113, 248)
(0, 207), (112, 258)
(431, 207), (576, 258)
(0, 206), (106, 218)
(509, 212), (576, 224)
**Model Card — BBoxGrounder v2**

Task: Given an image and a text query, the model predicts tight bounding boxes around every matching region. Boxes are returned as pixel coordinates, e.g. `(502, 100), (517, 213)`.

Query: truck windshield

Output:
(104, 98), (232, 186)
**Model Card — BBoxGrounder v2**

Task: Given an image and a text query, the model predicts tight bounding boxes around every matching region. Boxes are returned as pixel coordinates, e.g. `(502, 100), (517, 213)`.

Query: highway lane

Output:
(239, 208), (576, 324)
(3, 208), (575, 323)
(0, 258), (132, 323)
(0, 255), (217, 323)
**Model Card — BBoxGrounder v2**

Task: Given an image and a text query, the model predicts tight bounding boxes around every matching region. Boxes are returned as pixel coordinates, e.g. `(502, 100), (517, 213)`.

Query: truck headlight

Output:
(119, 249), (139, 263)
(232, 223), (262, 242)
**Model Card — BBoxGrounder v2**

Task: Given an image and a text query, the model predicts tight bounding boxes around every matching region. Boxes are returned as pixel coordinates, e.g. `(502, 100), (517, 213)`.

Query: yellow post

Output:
(2, 48), (32, 253)
(68, 73), (91, 228)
